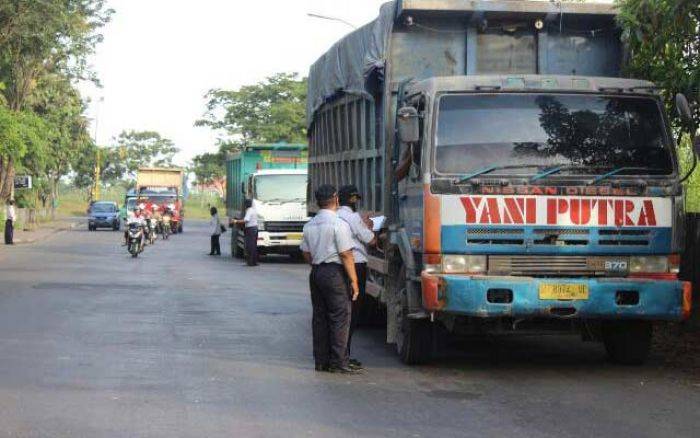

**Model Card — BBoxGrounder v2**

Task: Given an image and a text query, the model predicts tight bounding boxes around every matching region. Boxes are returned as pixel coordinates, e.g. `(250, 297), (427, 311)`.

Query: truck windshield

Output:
(435, 94), (674, 177)
(254, 174), (307, 203)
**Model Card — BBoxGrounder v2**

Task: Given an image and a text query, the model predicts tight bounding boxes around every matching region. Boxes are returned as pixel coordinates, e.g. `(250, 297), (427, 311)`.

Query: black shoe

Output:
(315, 363), (330, 372)
(348, 359), (364, 370)
(328, 365), (363, 374)
(349, 358), (363, 367)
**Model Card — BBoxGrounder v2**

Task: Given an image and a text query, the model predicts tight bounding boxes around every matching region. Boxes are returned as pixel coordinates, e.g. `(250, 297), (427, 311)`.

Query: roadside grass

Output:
(186, 192), (225, 220)
(52, 188), (224, 220)
(55, 187), (124, 218)
(2, 187), (222, 231)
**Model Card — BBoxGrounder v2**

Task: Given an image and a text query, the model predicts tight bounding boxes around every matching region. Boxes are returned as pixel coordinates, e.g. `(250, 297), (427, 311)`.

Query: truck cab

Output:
(237, 169), (309, 257)
(306, 0), (695, 365)
(393, 75), (690, 364)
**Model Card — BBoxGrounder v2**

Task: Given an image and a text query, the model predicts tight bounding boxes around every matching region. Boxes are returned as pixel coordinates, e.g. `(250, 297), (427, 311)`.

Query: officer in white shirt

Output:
(337, 185), (377, 369)
(301, 184), (360, 374)
(4, 199), (16, 245)
(233, 199), (259, 266)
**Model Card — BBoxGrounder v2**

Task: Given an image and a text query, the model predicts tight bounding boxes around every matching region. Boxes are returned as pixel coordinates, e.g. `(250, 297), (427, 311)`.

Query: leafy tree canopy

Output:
(196, 72), (307, 149)
(617, 0), (700, 129)
(192, 72), (307, 189)
(617, 0), (700, 210)
(0, 0), (111, 201)
(72, 130), (180, 197)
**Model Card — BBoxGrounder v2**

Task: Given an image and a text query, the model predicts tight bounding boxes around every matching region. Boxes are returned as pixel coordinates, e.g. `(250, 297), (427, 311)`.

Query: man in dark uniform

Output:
(301, 184), (360, 374)
(337, 185), (377, 370)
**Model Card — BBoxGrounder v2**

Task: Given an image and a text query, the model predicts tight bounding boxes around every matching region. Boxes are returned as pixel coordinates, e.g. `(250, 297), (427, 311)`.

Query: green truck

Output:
(226, 143), (309, 258)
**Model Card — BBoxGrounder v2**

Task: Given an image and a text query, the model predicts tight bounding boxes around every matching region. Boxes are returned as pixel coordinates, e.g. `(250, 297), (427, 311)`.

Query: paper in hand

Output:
(370, 216), (386, 232)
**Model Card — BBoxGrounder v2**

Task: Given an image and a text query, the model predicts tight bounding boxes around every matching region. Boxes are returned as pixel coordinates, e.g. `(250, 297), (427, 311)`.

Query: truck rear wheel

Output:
(602, 320), (652, 365)
(233, 232), (244, 259)
(356, 294), (382, 327)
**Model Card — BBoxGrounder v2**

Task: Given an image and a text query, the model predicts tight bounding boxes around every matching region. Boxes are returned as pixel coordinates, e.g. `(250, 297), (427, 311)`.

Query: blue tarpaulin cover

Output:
(306, 1), (396, 128)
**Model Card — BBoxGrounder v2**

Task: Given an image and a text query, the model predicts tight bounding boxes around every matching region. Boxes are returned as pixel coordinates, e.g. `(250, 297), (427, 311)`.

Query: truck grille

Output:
(489, 255), (596, 276)
(465, 228), (651, 248)
(265, 221), (306, 233)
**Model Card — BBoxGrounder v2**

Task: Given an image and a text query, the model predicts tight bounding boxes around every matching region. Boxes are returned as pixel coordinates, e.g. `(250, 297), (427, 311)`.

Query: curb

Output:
(11, 220), (83, 245)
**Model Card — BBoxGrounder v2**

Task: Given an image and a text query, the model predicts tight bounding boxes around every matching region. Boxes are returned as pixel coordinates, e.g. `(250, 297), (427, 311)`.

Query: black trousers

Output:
(347, 262), (367, 356)
(210, 234), (221, 255)
(4, 219), (13, 245)
(310, 263), (351, 368)
(244, 227), (258, 266)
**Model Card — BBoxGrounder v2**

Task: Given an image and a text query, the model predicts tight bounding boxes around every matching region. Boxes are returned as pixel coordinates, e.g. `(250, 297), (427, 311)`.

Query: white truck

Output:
(226, 144), (309, 259)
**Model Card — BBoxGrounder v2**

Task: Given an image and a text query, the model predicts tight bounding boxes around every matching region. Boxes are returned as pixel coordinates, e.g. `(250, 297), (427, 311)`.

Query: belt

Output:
(312, 262), (343, 269)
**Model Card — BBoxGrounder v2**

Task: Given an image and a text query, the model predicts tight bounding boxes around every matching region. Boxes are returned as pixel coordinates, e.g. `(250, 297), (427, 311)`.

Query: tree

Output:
(617, 0), (700, 127)
(191, 152), (226, 197)
(114, 130), (179, 179)
(72, 130), (180, 200)
(196, 72), (307, 149)
(30, 73), (92, 207)
(617, 0), (700, 210)
(0, 0), (112, 200)
(193, 72), (307, 198)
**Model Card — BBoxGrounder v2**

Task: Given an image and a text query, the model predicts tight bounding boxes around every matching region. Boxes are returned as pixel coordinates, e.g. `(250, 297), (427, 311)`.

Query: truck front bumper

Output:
(421, 273), (692, 321)
(257, 231), (303, 252)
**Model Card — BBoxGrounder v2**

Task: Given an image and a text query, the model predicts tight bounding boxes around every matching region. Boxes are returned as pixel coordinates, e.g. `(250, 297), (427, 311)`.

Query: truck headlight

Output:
(442, 255), (487, 274)
(257, 216), (265, 231)
(629, 256), (670, 273)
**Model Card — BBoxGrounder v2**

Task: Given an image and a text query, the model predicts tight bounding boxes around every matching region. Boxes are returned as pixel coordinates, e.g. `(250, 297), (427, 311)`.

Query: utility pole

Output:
(90, 97), (104, 202)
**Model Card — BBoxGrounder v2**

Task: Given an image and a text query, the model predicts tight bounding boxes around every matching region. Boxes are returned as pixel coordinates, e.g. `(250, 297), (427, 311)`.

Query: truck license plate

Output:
(288, 233), (303, 241)
(539, 284), (589, 300)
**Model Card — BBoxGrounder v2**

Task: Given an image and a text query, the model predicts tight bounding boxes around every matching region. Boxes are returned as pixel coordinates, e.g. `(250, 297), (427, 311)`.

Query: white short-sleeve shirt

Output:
(337, 206), (375, 263)
(301, 209), (354, 265)
(243, 207), (258, 228)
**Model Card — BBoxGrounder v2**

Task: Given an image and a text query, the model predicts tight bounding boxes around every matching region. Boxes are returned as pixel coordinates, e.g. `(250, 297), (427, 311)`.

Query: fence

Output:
(15, 208), (55, 231)
(681, 213), (700, 327)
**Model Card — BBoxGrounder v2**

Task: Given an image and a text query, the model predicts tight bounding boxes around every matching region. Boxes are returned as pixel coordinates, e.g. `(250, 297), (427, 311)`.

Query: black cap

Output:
(338, 185), (361, 204)
(314, 184), (337, 204)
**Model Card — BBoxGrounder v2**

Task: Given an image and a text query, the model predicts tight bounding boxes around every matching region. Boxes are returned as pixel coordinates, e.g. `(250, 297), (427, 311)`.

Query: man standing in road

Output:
(337, 185), (376, 370)
(4, 199), (16, 245)
(301, 184), (361, 374)
(208, 206), (223, 256)
(232, 199), (259, 266)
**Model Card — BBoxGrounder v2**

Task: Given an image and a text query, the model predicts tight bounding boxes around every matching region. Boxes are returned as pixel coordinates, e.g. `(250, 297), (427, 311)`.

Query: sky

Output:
(80, 0), (388, 166)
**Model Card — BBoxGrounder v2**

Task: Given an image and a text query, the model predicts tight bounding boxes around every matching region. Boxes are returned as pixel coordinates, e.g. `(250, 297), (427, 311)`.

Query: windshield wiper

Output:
(530, 164), (609, 182)
(588, 167), (660, 185)
(455, 164), (545, 184)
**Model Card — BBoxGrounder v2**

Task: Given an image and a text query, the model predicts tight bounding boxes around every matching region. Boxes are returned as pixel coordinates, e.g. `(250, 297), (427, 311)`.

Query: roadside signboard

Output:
(14, 175), (32, 190)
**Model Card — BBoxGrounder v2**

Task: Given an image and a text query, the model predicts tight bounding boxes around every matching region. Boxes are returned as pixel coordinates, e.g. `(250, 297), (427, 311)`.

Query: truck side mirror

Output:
(675, 93), (700, 156)
(676, 93), (694, 128)
(397, 106), (420, 144)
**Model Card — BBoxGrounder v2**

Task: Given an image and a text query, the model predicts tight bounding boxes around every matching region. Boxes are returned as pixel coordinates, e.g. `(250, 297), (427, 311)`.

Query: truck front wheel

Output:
(394, 266), (432, 365)
(397, 315), (433, 365)
(602, 320), (652, 365)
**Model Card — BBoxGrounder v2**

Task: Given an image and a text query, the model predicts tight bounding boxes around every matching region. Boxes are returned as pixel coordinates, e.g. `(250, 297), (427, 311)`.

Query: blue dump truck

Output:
(306, 0), (697, 365)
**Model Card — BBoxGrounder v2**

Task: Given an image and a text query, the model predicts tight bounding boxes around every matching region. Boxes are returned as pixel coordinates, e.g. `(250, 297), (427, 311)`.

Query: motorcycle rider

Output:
(162, 207), (173, 236)
(124, 207), (145, 247)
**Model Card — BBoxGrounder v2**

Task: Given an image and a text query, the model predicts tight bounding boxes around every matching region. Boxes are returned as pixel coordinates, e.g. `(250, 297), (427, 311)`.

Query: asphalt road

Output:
(0, 220), (699, 437)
